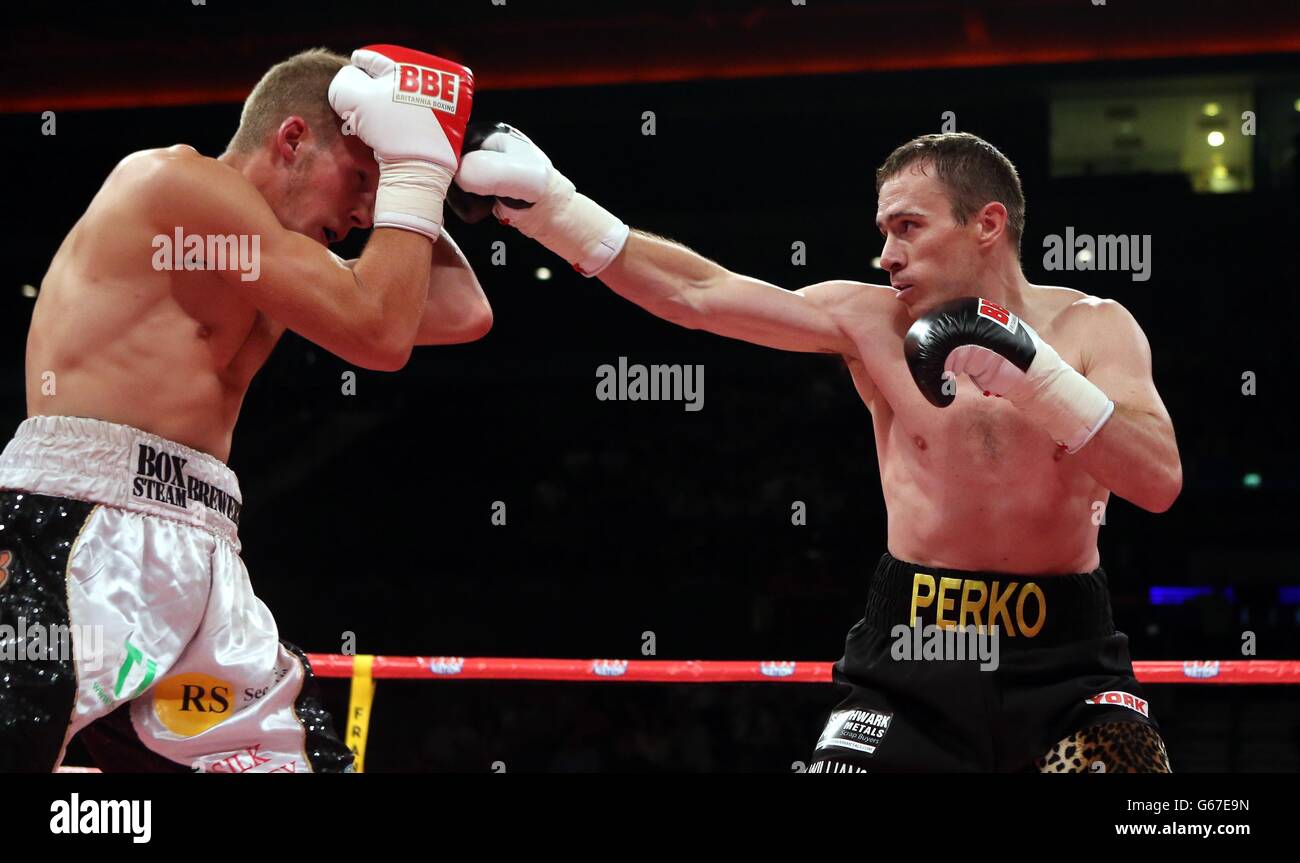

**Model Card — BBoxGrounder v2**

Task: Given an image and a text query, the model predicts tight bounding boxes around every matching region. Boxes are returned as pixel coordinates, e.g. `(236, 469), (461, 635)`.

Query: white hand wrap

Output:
(496, 170), (629, 277)
(1007, 335), (1115, 454)
(374, 159), (454, 241)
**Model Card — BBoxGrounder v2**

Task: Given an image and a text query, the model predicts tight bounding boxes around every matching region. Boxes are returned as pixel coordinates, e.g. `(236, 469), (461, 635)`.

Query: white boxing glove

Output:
(453, 123), (629, 276)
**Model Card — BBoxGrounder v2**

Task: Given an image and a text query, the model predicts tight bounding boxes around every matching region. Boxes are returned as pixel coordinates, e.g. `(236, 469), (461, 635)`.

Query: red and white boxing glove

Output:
(453, 123), (629, 276)
(329, 45), (475, 240)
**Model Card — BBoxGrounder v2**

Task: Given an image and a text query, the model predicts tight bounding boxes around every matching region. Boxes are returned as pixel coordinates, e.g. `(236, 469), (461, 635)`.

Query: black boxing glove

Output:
(904, 297), (1114, 453)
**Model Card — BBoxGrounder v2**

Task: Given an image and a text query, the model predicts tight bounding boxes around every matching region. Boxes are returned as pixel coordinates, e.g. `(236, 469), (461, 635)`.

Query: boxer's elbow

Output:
(360, 321), (416, 371)
(361, 340), (413, 372)
(415, 301), (494, 346)
(458, 301), (494, 342)
(1143, 461), (1183, 513)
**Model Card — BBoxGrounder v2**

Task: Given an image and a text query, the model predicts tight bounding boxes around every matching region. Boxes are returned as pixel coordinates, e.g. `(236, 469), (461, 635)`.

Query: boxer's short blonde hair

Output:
(876, 132), (1026, 255)
(228, 47), (348, 154)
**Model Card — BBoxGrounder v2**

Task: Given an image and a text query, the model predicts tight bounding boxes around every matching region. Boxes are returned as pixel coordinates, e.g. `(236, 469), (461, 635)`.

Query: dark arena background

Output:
(3, 0), (1299, 787)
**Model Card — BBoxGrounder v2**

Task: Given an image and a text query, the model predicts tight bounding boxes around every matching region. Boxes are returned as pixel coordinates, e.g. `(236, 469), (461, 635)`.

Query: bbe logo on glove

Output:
(352, 43), (475, 160)
(393, 63), (461, 114)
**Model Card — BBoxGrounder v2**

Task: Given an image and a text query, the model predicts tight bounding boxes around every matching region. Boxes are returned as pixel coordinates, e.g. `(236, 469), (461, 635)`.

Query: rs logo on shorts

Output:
(1085, 690), (1149, 718)
(393, 64), (460, 114)
(816, 708), (893, 756)
(152, 672), (235, 736)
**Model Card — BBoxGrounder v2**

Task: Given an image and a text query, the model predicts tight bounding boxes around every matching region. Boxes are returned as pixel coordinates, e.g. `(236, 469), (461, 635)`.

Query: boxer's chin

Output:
(905, 289), (958, 319)
(896, 286), (925, 317)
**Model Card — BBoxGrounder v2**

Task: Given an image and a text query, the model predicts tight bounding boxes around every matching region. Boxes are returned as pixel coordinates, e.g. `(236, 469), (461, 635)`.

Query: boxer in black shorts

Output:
(449, 127), (1182, 773)
(808, 553), (1170, 772)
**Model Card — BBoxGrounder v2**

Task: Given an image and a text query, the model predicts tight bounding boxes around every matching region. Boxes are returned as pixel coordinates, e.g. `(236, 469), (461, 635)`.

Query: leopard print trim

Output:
(1036, 721), (1172, 773)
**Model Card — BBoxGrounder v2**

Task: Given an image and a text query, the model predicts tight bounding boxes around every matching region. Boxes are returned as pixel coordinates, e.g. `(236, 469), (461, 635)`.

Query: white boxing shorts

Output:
(0, 415), (353, 772)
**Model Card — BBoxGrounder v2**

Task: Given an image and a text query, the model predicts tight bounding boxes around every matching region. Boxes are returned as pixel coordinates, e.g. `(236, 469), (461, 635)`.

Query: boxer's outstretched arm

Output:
(599, 231), (858, 356)
(452, 124), (859, 357)
(150, 153), (429, 370)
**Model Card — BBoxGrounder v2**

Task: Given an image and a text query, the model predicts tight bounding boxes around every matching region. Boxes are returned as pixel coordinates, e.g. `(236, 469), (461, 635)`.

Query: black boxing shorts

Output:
(807, 552), (1170, 773)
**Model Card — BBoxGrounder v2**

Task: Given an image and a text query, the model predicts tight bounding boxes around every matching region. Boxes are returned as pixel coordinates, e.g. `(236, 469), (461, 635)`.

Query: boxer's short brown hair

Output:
(876, 132), (1025, 255)
(228, 47), (348, 154)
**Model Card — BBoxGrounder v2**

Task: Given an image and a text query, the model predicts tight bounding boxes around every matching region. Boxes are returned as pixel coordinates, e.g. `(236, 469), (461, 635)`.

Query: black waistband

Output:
(862, 552), (1116, 648)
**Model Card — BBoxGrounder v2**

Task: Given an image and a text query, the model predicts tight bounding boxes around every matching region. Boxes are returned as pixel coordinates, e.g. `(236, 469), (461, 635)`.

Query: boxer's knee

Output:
(1035, 721), (1171, 773)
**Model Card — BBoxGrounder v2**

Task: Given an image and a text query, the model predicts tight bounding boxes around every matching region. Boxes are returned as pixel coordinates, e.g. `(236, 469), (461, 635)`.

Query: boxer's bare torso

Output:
(27, 146), (284, 461)
(825, 282), (1106, 574)
(25, 140), (484, 463)
(598, 226), (1150, 576)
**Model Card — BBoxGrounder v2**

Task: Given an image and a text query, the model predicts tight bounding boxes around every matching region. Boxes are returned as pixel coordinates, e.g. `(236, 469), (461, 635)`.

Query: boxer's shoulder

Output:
(796, 279), (897, 317)
(1028, 286), (1148, 375)
(798, 281), (904, 348)
(108, 145), (244, 205)
(112, 144), (206, 181)
(792, 281), (902, 362)
(107, 146), (260, 230)
(1032, 285), (1138, 334)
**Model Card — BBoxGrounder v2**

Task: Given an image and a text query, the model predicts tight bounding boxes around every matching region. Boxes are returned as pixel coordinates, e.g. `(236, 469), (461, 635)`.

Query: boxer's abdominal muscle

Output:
(879, 395), (1106, 575)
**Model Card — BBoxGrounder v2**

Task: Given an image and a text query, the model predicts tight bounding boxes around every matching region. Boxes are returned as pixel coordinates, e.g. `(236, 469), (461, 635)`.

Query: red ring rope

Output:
(306, 655), (1300, 685)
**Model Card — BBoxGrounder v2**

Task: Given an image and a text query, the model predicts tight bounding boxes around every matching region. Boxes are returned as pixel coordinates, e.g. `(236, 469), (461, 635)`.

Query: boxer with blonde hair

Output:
(0, 45), (486, 772)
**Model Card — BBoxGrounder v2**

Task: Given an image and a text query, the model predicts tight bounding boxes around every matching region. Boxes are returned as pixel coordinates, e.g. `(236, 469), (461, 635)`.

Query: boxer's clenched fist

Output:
(329, 45), (475, 240)
(450, 122), (628, 276)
